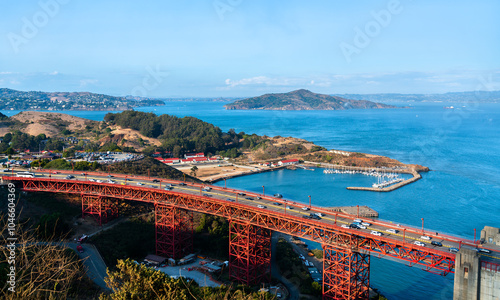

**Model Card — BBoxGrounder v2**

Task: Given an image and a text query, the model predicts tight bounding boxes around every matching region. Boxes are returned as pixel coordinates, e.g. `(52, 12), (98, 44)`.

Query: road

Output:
(5, 169), (500, 266)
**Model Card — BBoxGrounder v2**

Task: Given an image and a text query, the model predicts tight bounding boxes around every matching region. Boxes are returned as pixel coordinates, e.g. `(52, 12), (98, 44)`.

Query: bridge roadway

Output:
(4, 169), (500, 272)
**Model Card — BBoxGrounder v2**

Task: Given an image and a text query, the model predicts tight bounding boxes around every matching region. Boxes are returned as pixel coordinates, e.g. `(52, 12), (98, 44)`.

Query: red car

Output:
(52, 171), (59, 174)
(76, 245), (84, 253)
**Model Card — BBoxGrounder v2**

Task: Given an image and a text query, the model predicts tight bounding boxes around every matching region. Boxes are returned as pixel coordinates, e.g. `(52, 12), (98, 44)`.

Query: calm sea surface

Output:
(4, 101), (499, 299)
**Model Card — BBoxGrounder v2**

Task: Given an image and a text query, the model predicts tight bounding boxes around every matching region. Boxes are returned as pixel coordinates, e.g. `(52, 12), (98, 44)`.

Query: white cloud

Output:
(49, 71), (59, 75)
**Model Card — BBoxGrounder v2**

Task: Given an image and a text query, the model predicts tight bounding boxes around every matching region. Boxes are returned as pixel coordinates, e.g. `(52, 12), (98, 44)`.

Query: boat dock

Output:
(346, 170), (421, 192)
(307, 161), (422, 192)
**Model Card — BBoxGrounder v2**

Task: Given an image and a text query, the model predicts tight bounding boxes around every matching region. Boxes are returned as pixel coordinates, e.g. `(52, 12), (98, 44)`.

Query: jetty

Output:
(346, 170), (421, 192)
(307, 161), (422, 192)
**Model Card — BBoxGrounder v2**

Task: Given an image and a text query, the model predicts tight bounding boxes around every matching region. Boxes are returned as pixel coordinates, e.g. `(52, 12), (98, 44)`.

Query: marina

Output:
(310, 162), (421, 192)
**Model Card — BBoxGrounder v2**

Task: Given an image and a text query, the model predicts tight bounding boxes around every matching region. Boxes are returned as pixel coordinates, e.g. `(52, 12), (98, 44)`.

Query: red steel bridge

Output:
(3, 170), (497, 300)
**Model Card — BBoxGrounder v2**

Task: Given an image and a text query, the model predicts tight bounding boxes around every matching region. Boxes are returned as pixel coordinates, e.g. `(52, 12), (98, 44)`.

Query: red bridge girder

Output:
(6, 177), (456, 275)
(323, 244), (370, 300)
(155, 204), (193, 259)
(229, 220), (272, 285)
(81, 194), (118, 225)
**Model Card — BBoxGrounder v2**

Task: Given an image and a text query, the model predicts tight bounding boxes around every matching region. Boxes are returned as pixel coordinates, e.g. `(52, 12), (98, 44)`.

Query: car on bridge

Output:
(137, 182), (144, 185)
(257, 205), (267, 209)
(286, 206), (293, 210)
(152, 179), (160, 183)
(179, 182), (186, 186)
(245, 197), (254, 200)
(476, 248), (491, 254)
(226, 198), (235, 202)
(414, 241), (426, 247)
(341, 224), (350, 229)
(273, 202), (282, 206)
(386, 229), (399, 234)
(65, 175), (74, 179)
(449, 247), (459, 253)
(354, 218), (362, 223)
(164, 187), (173, 190)
(420, 235), (432, 240)
(431, 241), (443, 247)
(238, 192), (246, 196)
(202, 187), (212, 191)
(370, 230), (383, 236)
(274, 193), (283, 198)
(361, 222), (371, 227)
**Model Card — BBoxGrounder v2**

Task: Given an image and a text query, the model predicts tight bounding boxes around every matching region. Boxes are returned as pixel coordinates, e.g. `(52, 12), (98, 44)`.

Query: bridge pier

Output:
(229, 220), (272, 286)
(323, 245), (370, 300)
(155, 204), (193, 259)
(81, 194), (118, 225)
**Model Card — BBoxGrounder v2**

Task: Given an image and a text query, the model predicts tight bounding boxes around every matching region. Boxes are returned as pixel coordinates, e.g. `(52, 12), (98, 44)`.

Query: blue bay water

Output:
(3, 101), (499, 299)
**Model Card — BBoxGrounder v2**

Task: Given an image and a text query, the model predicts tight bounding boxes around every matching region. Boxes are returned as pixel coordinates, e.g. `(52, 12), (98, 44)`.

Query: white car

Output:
(137, 182), (144, 186)
(370, 230), (382, 236)
(357, 225), (367, 229)
(361, 222), (371, 227)
(386, 229), (398, 234)
(341, 224), (350, 229)
(420, 236), (431, 240)
(107, 179), (115, 184)
(202, 187), (212, 191)
(314, 212), (324, 217)
(301, 207), (310, 211)
(414, 241), (426, 247)
(354, 219), (362, 223)
(257, 205), (267, 209)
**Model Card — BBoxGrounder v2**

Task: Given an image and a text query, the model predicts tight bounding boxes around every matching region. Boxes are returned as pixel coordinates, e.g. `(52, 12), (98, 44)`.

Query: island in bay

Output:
(224, 89), (399, 110)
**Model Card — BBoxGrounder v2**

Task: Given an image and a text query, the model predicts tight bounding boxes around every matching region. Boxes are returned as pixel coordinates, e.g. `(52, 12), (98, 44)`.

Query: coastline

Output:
(175, 160), (425, 192)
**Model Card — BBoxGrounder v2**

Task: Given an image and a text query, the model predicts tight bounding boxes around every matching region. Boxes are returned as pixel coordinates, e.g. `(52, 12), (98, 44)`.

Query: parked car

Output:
(76, 245), (84, 253)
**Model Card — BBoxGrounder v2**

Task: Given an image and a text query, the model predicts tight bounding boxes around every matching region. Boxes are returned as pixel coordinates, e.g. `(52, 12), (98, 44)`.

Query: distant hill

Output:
(224, 89), (398, 110)
(0, 88), (165, 111)
(333, 91), (500, 103)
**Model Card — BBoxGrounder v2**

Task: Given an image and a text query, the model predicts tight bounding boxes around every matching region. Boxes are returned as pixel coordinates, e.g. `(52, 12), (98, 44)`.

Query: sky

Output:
(1, 0), (499, 97)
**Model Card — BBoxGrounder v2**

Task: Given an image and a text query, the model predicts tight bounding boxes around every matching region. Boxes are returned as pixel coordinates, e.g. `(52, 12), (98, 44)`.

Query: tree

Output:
(63, 148), (75, 158)
(190, 165), (198, 177)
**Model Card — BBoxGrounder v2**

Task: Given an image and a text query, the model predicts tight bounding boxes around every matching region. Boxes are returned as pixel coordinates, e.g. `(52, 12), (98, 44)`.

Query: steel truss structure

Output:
(6, 177), (459, 297)
(229, 220), (272, 285)
(155, 204), (193, 259)
(323, 245), (370, 300)
(81, 194), (118, 225)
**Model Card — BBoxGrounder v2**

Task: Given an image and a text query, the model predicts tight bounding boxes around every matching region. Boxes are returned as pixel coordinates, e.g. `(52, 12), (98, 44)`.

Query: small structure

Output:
(278, 159), (299, 166)
(144, 254), (166, 266)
